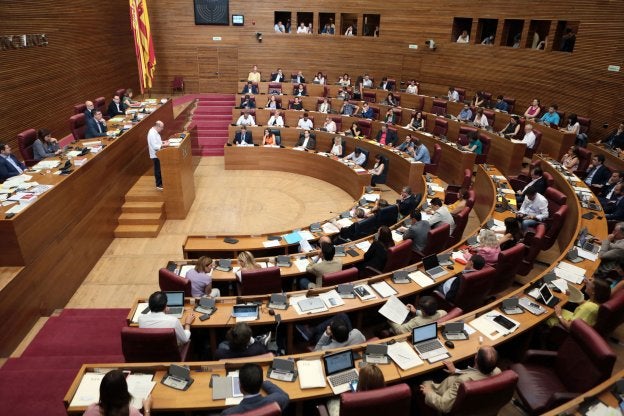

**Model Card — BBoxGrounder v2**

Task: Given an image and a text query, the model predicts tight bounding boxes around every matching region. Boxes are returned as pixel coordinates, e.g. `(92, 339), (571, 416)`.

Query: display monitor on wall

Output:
(232, 14), (244, 26)
(194, 0), (229, 25)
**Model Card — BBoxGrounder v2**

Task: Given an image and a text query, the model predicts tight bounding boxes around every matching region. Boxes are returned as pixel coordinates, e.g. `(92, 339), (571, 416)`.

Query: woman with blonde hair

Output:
(463, 229), (501, 266)
(236, 251), (261, 281)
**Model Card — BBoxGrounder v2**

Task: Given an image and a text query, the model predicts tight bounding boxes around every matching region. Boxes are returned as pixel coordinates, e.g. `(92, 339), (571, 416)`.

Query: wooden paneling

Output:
(0, 1), (139, 149)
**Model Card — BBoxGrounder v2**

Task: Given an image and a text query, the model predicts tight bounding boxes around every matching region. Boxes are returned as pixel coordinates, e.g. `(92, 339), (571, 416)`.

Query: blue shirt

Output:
(541, 112), (560, 125)
(361, 107), (374, 119)
(469, 139), (483, 155)
(458, 108), (473, 121)
(495, 101), (509, 112)
(413, 144), (431, 163)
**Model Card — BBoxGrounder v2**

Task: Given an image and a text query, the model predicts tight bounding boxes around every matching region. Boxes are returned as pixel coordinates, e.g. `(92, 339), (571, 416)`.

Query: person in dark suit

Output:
(84, 100), (95, 119)
(107, 95), (125, 118)
(358, 226), (395, 273)
(233, 126), (254, 146)
(270, 68), (285, 82)
(375, 124), (398, 147)
(0, 143), (26, 182)
(295, 130), (316, 150)
(584, 154), (611, 187)
(215, 323), (269, 360)
(221, 363), (289, 415)
(605, 184), (624, 221)
(598, 171), (624, 207)
(240, 81), (258, 95)
(239, 94), (255, 109)
(85, 110), (108, 138)
(396, 186), (421, 217)
(516, 167), (547, 205)
(292, 70), (305, 84)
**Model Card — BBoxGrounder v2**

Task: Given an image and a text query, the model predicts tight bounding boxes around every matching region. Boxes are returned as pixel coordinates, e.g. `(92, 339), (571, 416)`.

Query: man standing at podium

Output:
(147, 121), (168, 191)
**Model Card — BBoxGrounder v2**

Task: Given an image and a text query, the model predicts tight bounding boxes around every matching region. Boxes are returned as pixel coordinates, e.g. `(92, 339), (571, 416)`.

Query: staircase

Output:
(191, 94), (235, 156)
(114, 176), (166, 238)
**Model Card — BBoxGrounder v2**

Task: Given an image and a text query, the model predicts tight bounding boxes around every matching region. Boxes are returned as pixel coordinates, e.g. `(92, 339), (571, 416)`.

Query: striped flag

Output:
(129, 0), (156, 93)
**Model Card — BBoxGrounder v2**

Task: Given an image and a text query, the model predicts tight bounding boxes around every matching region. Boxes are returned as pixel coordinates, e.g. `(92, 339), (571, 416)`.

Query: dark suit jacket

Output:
(85, 118), (107, 138)
(606, 196), (624, 221)
(360, 240), (389, 272)
(0, 154), (26, 182)
(296, 135), (316, 150)
(521, 176), (547, 197)
(234, 131), (254, 145)
(239, 98), (256, 109)
(107, 101), (125, 118)
(397, 193), (421, 217)
(586, 165), (611, 186)
(241, 85), (259, 94)
(83, 109), (94, 119)
(271, 73), (285, 82)
(221, 381), (289, 415)
(376, 129), (398, 147)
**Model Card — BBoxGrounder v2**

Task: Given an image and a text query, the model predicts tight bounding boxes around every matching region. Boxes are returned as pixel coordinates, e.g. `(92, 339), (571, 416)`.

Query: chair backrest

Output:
(492, 243), (526, 294)
(94, 96), (106, 113)
(340, 383), (411, 416)
(502, 97), (515, 114)
(377, 204), (399, 227)
(483, 109), (495, 126)
(74, 102), (87, 114)
(292, 83), (306, 95)
(322, 267), (359, 286)
(594, 289), (624, 336)
(525, 128), (542, 158)
(425, 144), (442, 175)
(519, 224), (546, 276)
(433, 118), (448, 137)
(354, 215), (378, 239)
(545, 187), (567, 212)
(431, 99), (447, 116)
(115, 88), (126, 98)
(578, 116), (591, 135)
(390, 109), (402, 125)
(363, 91), (376, 103)
(458, 125), (478, 146)
(412, 95), (424, 111)
(481, 91), (492, 104)
(238, 266), (282, 296)
(476, 132), (491, 164)
(454, 265), (496, 312)
(17, 128), (37, 166)
(448, 207), (470, 247)
(230, 402), (281, 416)
(158, 268), (192, 297)
(331, 116), (343, 132)
(383, 239), (413, 272)
(172, 76), (184, 89)
(450, 370), (519, 416)
(386, 79), (397, 91)
(357, 120), (372, 137)
(427, 222), (451, 253)
(543, 204), (568, 250)
(543, 171), (555, 188)
(268, 82), (282, 94)
(69, 113), (87, 141)
(357, 147), (370, 168)
(556, 320), (616, 393)
(121, 327), (183, 362)
(576, 147), (592, 173)
(455, 87), (466, 103)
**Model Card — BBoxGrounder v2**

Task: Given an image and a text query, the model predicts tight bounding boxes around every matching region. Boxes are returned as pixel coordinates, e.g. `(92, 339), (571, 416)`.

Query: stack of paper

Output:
(554, 262), (585, 284)
(131, 302), (149, 323)
(297, 360), (326, 389)
(391, 230), (404, 242)
(378, 296), (408, 324)
(364, 193), (380, 202)
(371, 281), (398, 298)
(70, 372), (105, 406)
(126, 374), (156, 409)
(321, 222), (340, 234)
(408, 271), (434, 287)
(355, 241), (371, 252)
(293, 258), (310, 273)
(387, 341), (423, 370)
(319, 290), (345, 308)
(336, 218), (353, 228)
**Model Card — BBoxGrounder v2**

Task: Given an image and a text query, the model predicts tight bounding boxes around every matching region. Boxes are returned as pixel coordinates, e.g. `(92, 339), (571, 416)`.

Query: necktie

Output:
(97, 121), (102, 133)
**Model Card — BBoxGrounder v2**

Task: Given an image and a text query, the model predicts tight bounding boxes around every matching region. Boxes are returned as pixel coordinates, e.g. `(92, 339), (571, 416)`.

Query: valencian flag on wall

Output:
(129, 0), (156, 93)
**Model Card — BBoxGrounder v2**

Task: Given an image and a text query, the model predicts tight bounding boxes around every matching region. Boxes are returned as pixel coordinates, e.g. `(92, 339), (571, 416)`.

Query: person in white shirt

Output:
(344, 148), (366, 166)
(361, 74), (373, 89)
(267, 110), (284, 127)
(323, 117), (337, 133)
(330, 136), (342, 156)
(271, 68), (285, 82)
(473, 108), (489, 128)
(513, 124), (537, 149)
(314, 72), (326, 85)
(517, 187), (549, 230)
(147, 121), (167, 190)
(236, 111), (256, 127)
(274, 21), (285, 33)
(296, 22), (307, 33)
(318, 97), (331, 113)
(426, 197), (455, 234)
(447, 87), (460, 102)
(456, 30), (470, 43)
(406, 80), (419, 95)
(297, 113), (314, 130)
(138, 291), (195, 345)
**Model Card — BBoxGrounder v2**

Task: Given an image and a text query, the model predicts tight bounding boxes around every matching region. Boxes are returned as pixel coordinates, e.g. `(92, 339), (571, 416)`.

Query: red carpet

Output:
(190, 94), (235, 157)
(0, 308), (129, 416)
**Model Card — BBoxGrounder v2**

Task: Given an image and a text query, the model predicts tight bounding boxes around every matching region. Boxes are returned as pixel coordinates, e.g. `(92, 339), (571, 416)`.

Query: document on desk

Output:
(554, 261), (585, 284)
(131, 302), (149, 323)
(408, 271), (434, 288)
(297, 359), (326, 389)
(391, 230), (403, 242)
(126, 374), (156, 409)
(364, 193), (380, 202)
(576, 247), (598, 261)
(378, 296), (408, 325)
(387, 341), (423, 370)
(177, 265), (194, 277)
(298, 230), (315, 241)
(336, 218), (353, 228)
(70, 372), (105, 406)
(371, 281), (398, 298)
(283, 232), (301, 244)
(262, 239), (281, 248)
(429, 184), (445, 192)
(319, 289), (345, 309)
(321, 222), (340, 234)
(294, 258), (310, 272)
(355, 241), (372, 252)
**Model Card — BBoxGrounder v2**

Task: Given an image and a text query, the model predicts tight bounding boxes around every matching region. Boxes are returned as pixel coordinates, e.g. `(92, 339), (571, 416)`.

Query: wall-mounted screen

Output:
(232, 14), (244, 26)
(194, 0), (229, 25)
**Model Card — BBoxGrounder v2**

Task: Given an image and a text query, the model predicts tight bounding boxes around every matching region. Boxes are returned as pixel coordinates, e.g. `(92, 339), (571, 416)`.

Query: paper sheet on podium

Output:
(387, 341), (423, 370)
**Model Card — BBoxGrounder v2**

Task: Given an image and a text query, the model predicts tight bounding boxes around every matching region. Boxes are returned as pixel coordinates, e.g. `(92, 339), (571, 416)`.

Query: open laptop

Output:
(538, 283), (560, 307)
(232, 304), (259, 320)
(323, 349), (359, 394)
(422, 254), (447, 280)
(412, 322), (448, 360)
(578, 227), (600, 253)
(164, 291), (185, 318)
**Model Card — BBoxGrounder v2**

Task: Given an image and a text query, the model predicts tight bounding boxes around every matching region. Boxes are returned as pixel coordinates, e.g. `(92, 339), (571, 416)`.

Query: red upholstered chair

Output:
(525, 128), (542, 158)
(574, 147), (592, 178)
(412, 95), (424, 111)
(431, 99), (447, 116)
(448, 370), (518, 416)
(425, 144), (442, 175)
(458, 125), (478, 146)
(594, 289), (624, 337)
(475, 132), (491, 164)
(230, 402), (281, 416)
(363, 91), (376, 103)
(447, 207), (470, 248)
(357, 119), (372, 137)
(465, 189), (476, 208)
(390, 108), (402, 125)
(489, 243), (525, 295)
(436, 265), (496, 313)
(115, 88), (126, 98)
(445, 168), (472, 204)
(366, 239), (412, 274)
(171, 76), (184, 94)
(73, 102), (87, 115)
(483, 109), (495, 126)
(69, 113), (87, 141)
(121, 327), (190, 362)
(432, 118), (448, 137)
(158, 268), (192, 297)
(386, 79), (397, 91)
(292, 83), (307, 95)
(16, 128), (37, 167)
(331, 116), (343, 132)
(94, 96), (106, 113)
(412, 223), (450, 263)
(545, 187), (567, 213)
(556, 110), (566, 127)
(511, 320), (616, 415)
(481, 91), (492, 106)
(268, 82), (282, 95)
(454, 87), (466, 103)
(322, 267), (359, 286)
(238, 266), (282, 296)
(240, 109), (257, 117)
(542, 204), (568, 250)
(377, 204), (399, 227)
(317, 383), (411, 416)
(578, 116), (591, 135)
(370, 107), (380, 121)
(502, 97), (515, 114)
(518, 224), (545, 276)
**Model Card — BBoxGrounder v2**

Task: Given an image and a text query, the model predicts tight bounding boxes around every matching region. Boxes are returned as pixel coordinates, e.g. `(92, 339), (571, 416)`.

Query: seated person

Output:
(247, 65), (261, 83)
(267, 110), (284, 127)
(426, 197), (456, 234)
(107, 95), (126, 118)
(329, 136), (342, 156)
(323, 117), (337, 133)
(236, 251), (261, 281)
(360, 102), (375, 119)
(598, 121), (624, 150)
(83, 369), (151, 416)
(338, 73), (351, 86)
(378, 77), (391, 90)
(292, 70), (305, 84)
(294, 83), (306, 96)
(561, 113), (584, 146)
(598, 171), (623, 207)
(406, 80), (419, 95)
(215, 322), (269, 360)
(299, 241), (342, 289)
(437, 255), (486, 302)
(399, 210), (431, 253)
(265, 95), (281, 110)
(472, 108), (489, 128)
(346, 122), (363, 138)
(0, 143), (26, 182)
(84, 100), (95, 119)
(447, 87), (460, 102)
(274, 21), (286, 33)
(270, 68), (285, 82)
(313, 72), (326, 85)
(344, 148), (366, 166)
(471, 91), (485, 107)
(295, 130), (316, 150)
(383, 93), (398, 107)
(561, 146), (580, 172)
(361, 74), (373, 89)
(448, 190), (469, 216)
(605, 183), (624, 221)
(375, 124), (398, 146)
(456, 30), (470, 43)
(33, 128), (61, 161)
(547, 278), (611, 329)
(396, 186), (419, 217)
(368, 154), (386, 186)
(457, 104), (473, 122)
(297, 113), (314, 130)
(596, 223), (624, 276)
(233, 126), (254, 146)
(405, 111), (426, 131)
(241, 81), (258, 95)
(389, 296), (447, 334)
(185, 256), (221, 298)
(465, 132), (483, 155)
(516, 186), (549, 230)
(511, 124), (537, 149)
(121, 89), (138, 108)
(463, 229), (501, 266)
(318, 97), (331, 113)
(419, 346), (500, 414)
(540, 104), (560, 126)
(493, 95), (509, 112)
(290, 97), (304, 111)
(85, 110), (108, 138)
(340, 101), (359, 116)
(384, 108), (396, 124)
(523, 98), (541, 120)
(239, 94), (255, 109)
(313, 313), (366, 351)
(221, 364), (289, 415)
(499, 115), (520, 138)
(138, 291), (195, 345)
(397, 135), (415, 153)
(358, 226), (395, 272)
(326, 364), (385, 416)
(262, 128), (277, 146)
(337, 86), (351, 101)
(515, 166), (547, 200)
(584, 154), (611, 187)
(236, 111), (256, 127)
(496, 217), (523, 250)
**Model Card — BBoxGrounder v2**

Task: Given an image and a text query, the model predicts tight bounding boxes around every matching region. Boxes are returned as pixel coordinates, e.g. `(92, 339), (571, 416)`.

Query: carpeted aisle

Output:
(0, 308), (129, 415)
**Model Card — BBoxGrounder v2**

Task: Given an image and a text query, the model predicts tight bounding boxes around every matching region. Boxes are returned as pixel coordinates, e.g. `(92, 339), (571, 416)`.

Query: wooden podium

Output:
(159, 131), (195, 219)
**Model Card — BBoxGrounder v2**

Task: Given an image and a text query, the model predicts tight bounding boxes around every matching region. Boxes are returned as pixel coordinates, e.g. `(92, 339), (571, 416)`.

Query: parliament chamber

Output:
(2, 1), (624, 415)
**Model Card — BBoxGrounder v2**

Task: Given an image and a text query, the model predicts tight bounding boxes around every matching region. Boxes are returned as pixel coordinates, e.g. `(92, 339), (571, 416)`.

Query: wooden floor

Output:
(66, 156), (393, 308)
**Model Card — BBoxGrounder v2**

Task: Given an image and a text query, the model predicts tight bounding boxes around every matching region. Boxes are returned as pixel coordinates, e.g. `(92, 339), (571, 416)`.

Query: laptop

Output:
(364, 344), (389, 364)
(268, 358), (297, 382)
(437, 252), (453, 267)
(538, 283), (560, 307)
(422, 254), (447, 280)
(164, 291), (185, 318)
(412, 322), (448, 360)
(232, 304), (259, 320)
(268, 293), (288, 310)
(323, 349), (359, 394)
(578, 228), (600, 253)
(442, 322), (468, 340)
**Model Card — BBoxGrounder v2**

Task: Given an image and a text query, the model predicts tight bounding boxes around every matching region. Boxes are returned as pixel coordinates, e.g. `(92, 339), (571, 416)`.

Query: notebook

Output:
(323, 349), (359, 394)
(164, 291), (185, 318)
(422, 254), (447, 280)
(297, 359), (326, 389)
(412, 322), (448, 360)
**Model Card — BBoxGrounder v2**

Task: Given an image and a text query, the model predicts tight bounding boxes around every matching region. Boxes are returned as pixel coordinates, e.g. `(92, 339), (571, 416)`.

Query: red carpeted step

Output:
(59, 308), (130, 318)
(1, 355), (125, 371)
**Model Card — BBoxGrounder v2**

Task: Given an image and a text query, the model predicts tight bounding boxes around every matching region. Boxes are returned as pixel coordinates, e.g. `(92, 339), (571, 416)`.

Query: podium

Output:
(159, 131), (195, 219)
